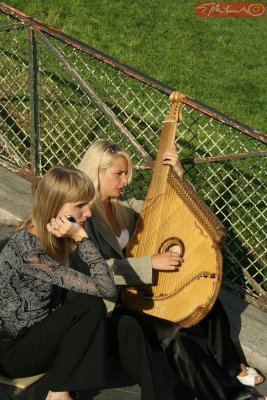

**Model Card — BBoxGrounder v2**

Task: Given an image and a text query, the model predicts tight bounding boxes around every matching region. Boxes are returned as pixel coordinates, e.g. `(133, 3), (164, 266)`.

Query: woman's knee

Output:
(65, 292), (106, 317)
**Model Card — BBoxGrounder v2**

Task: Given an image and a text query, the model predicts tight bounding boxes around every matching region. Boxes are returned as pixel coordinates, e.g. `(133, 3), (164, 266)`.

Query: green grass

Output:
(5, 0), (267, 133)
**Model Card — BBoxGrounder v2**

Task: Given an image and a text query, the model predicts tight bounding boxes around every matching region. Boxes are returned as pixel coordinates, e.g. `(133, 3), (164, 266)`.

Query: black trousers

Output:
(0, 293), (107, 392)
(186, 299), (242, 376)
(107, 314), (183, 400)
(113, 301), (261, 400)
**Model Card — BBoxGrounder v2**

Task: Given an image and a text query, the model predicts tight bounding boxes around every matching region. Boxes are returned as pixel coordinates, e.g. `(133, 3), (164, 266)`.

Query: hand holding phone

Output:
(66, 215), (76, 222)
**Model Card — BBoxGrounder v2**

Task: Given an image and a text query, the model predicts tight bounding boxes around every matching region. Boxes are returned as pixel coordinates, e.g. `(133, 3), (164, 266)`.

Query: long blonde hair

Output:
(17, 165), (95, 265)
(78, 140), (132, 229)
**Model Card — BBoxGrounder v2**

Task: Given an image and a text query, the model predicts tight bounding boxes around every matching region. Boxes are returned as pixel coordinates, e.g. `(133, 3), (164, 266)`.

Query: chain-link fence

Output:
(0, 3), (266, 311)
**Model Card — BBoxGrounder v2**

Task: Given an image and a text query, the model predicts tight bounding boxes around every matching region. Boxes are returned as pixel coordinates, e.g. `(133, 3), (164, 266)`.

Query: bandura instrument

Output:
(122, 91), (226, 327)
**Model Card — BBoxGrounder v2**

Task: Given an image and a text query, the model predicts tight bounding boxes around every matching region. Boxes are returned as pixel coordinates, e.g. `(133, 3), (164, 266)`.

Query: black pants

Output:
(187, 299), (242, 376)
(0, 293), (107, 392)
(113, 302), (261, 400)
(107, 314), (183, 400)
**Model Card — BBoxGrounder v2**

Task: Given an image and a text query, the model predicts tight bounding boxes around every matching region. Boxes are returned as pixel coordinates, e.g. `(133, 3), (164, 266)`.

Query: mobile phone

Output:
(66, 215), (76, 222)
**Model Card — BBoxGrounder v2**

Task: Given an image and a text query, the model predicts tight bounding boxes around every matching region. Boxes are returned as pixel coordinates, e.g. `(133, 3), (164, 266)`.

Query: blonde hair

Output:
(78, 140), (132, 229)
(17, 165), (95, 265)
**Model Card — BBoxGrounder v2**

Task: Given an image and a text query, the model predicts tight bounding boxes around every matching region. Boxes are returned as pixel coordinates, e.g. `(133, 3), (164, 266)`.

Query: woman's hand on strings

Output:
(152, 251), (184, 271)
(162, 144), (184, 178)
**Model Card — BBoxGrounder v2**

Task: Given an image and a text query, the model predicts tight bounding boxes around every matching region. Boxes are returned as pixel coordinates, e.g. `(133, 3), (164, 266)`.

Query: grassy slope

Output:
(5, 0), (267, 132)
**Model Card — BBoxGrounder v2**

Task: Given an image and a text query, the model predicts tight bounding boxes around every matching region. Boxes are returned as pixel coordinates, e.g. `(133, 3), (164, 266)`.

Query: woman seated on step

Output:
(0, 165), (117, 400)
(0, 165), (191, 400)
(77, 139), (266, 400)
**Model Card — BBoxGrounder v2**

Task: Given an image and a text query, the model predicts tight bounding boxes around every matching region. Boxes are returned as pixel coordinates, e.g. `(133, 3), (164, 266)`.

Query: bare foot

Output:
(45, 390), (73, 400)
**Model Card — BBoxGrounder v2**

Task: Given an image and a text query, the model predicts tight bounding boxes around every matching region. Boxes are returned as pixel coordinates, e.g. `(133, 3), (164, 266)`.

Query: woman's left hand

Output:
(162, 144), (184, 179)
(47, 216), (87, 242)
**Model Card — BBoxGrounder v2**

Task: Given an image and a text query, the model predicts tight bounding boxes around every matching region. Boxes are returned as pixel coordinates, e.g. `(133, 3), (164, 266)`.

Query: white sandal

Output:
(237, 366), (264, 387)
(246, 367), (260, 376)
(237, 373), (256, 386)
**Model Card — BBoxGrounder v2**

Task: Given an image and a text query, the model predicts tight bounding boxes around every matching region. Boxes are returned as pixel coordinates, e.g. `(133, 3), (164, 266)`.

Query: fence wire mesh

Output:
(0, 6), (266, 310)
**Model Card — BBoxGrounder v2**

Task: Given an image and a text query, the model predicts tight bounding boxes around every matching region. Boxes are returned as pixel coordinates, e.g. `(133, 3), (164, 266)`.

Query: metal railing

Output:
(0, 3), (266, 311)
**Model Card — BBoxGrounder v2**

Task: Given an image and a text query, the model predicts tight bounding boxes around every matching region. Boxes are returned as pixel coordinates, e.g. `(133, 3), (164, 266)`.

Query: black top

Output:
(0, 230), (116, 341)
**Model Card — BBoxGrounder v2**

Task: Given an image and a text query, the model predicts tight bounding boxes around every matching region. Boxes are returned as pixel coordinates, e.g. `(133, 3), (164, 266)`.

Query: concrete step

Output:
(0, 167), (32, 226)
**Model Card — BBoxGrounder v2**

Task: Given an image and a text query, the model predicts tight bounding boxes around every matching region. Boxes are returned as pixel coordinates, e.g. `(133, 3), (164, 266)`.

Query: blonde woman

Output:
(0, 165), (116, 400)
(78, 139), (265, 400)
